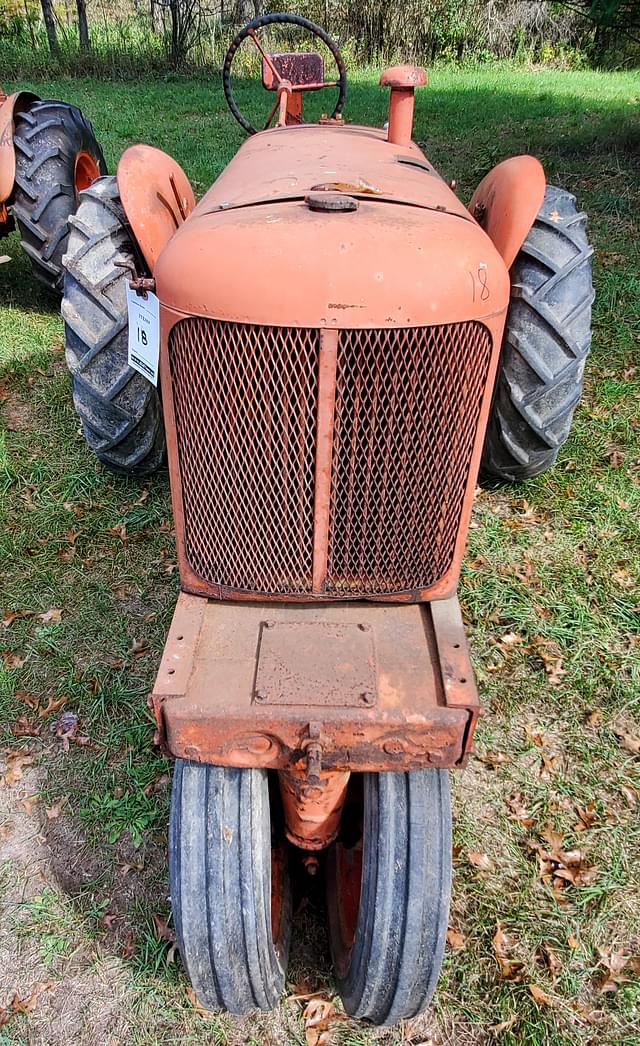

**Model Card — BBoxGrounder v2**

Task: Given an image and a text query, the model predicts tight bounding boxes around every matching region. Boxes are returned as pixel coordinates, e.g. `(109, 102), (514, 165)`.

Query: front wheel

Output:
(169, 761), (292, 1014)
(327, 770), (452, 1025)
(61, 176), (165, 476)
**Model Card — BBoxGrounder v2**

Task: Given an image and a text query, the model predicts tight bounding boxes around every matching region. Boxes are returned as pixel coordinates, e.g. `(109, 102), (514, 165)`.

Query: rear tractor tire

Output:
(327, 770), (452, 1025)
(481, 185), (594, 483)
(169, 761), (292, 1014)
(61, 176), (165, 476)
(12, 99), (106, 293)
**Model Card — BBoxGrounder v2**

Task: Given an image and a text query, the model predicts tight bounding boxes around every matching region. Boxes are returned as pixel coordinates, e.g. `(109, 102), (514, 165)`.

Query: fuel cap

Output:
(305, 192), (358, 212)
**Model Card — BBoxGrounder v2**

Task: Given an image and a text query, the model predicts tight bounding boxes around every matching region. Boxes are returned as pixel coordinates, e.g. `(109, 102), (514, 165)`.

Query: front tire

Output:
(327, 770), (451, 1025)
(481, 185), (594, 483)
(12, 100), (106, 293)
(61, 176), (165, 476)
(169, 761), (291, 1014)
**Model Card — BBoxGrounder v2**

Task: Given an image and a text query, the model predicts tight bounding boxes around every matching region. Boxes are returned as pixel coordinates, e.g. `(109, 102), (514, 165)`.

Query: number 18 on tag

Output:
(127, 285), (161, 386)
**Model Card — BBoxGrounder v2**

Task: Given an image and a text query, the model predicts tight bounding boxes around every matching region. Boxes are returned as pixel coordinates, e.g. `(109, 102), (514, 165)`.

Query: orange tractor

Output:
(0, 86), (105, 291)
(61, 14), (593, 1023)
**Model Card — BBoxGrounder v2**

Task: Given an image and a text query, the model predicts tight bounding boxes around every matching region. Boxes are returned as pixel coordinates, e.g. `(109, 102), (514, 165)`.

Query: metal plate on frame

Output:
(255, 620), (376, 707)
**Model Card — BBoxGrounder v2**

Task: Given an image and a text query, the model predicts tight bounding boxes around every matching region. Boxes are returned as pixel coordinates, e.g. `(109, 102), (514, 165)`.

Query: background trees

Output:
(1, 0), (638, 76)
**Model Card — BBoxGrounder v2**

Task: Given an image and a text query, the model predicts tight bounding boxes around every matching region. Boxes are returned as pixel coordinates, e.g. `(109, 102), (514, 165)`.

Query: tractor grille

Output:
(168, 319), (492, 598)
(326, 324), (492, 594)
(168, 320), (318, 594)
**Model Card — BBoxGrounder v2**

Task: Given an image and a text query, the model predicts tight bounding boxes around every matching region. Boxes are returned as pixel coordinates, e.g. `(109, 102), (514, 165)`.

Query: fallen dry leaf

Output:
(152, 913), (176, 943)
(488, 1015), (518, 1034)
(152, 913), (177, 963)
(186, 985), (216, 1018)
(119, 858), (144, 875)
(499, 630), (525, 648)
(531, 639), (566, 686)
(37, 608), (62, 625)
(0, 980), (54, 1025)
(106, 523), (128, 542)
(128, 638), (150, 659)
(493, 924), (525, 982)
(477, 750), (511, 769)
(303, 997), (339, 1046)
(606, 447), (625, 468)
(12, 715), (41, 738)
(1, 609), (34, 628)
(539, 750), (562, 779)
(541, 944), (562, 982)
(446, 927), (466, 950)
(2, 750), (34, 786)
(143, 772), (171, 797)
(595, 947), (639, 993)
(534, 825), (598, 898)
(38, 694), (68, 719)
(21, 794), (39, 815)
(612, 568), (634, 589)
(524, 722), (553, 749)
(620, 784), (637, 807)
(616, 731), (640, 756)
(574, 801), (598, 832)
(506, 792), (536, 828)
(121, 932), (135, 959)
(45, 795), (69, 820)
(468, 851), (495, 873)
(15, 690), (38, 710)
(529, 983), (553, 1006)
(1, 651), (27, 669)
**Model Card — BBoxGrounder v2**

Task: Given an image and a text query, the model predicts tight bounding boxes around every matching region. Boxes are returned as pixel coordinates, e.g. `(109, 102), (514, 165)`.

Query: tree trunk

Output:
(23, 0), (37, 49)
(150, 0), (161, 34)
(76, 0), (91, 51)
(170, 0), (181, 66)
(40, 0), (60, 54)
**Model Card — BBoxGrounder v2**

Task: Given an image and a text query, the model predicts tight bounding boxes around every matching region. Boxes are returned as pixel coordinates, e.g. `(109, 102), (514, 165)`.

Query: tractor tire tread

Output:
(11, 99), (106, 293)
(169, 761), (291, 1014)
(333, 770), (451, 1025)
(481, 184), (594, 483)
(61, 175), (165, 475)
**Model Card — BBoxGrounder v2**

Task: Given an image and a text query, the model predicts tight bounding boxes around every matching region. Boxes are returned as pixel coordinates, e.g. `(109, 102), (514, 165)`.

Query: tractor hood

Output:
(155, 123), (510, 328)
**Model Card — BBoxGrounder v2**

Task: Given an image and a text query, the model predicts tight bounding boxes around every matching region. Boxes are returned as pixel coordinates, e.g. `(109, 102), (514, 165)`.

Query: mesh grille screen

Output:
(168, 319), (492, 597)
(326, 323), (492, 594)
(169, 320), (319, 594)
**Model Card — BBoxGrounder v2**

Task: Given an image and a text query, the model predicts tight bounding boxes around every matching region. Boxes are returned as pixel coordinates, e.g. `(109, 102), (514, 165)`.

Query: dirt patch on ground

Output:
(0, 755), (133, 1045)
(1, 390), (38, 433)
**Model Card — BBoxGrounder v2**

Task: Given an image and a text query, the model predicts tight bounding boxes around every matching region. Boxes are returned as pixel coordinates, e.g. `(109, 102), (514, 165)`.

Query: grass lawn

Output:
(0, 63), (639, 1045)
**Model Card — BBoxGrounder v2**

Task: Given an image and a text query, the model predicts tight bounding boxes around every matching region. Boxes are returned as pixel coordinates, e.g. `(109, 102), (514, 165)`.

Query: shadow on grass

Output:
(0, 231), (61, 317)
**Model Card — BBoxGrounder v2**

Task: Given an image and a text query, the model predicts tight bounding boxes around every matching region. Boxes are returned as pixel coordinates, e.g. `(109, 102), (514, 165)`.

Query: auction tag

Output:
(127, 285), (160, 386)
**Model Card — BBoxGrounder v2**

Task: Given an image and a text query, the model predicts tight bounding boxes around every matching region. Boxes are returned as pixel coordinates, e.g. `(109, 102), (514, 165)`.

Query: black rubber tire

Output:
(11, 99), (106, 293)
(327, 770), (451, 1026)
(61, 176), (165, 476)
(481, 184), (594, 483)
(169, 761), (291, 1014)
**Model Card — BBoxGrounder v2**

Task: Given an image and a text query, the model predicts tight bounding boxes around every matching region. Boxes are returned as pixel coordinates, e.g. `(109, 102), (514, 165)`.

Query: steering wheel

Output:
(222, 12), (347, 136)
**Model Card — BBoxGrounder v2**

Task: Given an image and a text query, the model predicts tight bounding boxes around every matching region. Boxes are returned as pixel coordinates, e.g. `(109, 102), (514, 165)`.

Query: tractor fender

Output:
(117, 144), (195, 273)
(469, 156), (545, 270)
(0, 90), (39, 203)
